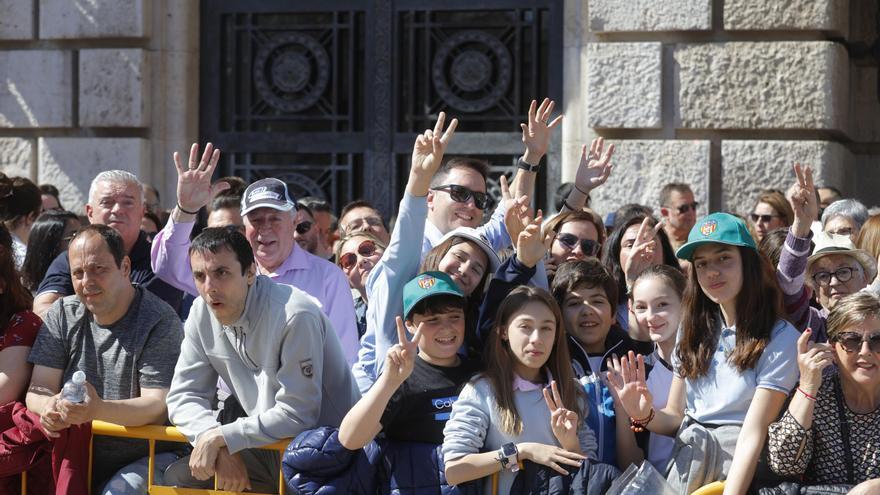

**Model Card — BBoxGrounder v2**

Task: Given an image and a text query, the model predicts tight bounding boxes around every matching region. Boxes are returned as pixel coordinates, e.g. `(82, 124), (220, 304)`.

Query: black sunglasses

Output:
(555, 233), (600, 257)
(834, 331), (880, 353)
(672, 202), (699, 214)
(295, 221), (313, 235)
(339, 239), (379, 270)
(431, 184), (489, 210)
(750, 213), (781, 223)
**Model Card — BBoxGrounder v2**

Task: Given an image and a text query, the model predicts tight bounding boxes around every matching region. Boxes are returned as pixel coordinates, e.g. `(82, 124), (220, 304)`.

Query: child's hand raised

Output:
(383, 317), (423, 386)
(543, 380), (580, 448)
(605, 351), (654, 422)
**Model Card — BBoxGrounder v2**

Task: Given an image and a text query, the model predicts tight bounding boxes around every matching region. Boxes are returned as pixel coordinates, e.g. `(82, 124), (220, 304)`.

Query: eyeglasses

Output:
(750, 213), (781, 223)
(834, 331), (880, 353)
(431, 184), (489, 210)
(812, 266), (860, 287)
(827, 228), (854, 237)
(555, 233), (600, 257)
(344, 216), (383, 232)
(670, 202), (699, 215)
(339, 240), (379, 270)
(295, 221), (313, 235)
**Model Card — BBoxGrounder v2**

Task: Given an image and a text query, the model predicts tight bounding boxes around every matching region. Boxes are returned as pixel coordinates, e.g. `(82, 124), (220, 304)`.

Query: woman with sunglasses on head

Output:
(765, 292), (880, 494)
(542, 209), (606, 282)
(335, 232), (386, 340)
(750, 189), (793, 243)
(601, 213), (680, 335)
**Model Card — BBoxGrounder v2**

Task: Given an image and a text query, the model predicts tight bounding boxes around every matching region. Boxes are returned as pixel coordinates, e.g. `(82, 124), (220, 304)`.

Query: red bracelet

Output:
(797, 387), (817, 402)
(629, 408), (655, 432)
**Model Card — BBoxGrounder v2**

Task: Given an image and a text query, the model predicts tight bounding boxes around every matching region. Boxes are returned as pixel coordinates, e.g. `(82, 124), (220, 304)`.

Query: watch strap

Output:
(516, 158), (541, 173)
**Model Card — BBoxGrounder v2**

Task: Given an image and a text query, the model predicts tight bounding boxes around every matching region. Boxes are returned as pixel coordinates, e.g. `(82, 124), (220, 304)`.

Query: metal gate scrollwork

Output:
(200, 1), (562, 217)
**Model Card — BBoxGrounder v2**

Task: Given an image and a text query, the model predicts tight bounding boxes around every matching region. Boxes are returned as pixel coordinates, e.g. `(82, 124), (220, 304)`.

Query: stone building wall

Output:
(0, 0), (198, 214)
(562, 0), (879, 218)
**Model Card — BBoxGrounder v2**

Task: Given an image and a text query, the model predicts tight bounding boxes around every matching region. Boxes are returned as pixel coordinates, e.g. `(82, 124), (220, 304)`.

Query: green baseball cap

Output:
(402, 271), (465, 320)
(676, 212), (757, 261)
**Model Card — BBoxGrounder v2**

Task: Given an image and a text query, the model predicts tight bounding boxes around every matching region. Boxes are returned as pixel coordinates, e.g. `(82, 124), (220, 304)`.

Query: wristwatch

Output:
(498, 442), (520, 472)
(516, 158), (541, 173)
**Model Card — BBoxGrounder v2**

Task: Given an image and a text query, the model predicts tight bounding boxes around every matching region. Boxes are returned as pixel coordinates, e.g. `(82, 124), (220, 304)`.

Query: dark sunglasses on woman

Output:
(555, 233), (600, 257)
(431, 184), (489, 210)
(834, 331), (880, 353)
(339, 239), (378, 270)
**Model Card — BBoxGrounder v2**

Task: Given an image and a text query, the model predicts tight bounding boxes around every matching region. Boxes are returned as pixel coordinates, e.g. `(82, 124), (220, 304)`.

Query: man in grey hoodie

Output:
(164, 227), (359, 492)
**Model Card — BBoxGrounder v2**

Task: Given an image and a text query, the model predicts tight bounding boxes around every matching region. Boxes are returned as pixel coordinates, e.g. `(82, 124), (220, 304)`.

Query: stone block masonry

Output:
(79, 49), (150, 128)
(0, 51), (73, 128)
(586, 43), (662, 129)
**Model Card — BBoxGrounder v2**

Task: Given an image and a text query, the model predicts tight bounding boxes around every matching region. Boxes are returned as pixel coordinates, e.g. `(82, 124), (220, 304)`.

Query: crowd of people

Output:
(0, 98), (879, 495)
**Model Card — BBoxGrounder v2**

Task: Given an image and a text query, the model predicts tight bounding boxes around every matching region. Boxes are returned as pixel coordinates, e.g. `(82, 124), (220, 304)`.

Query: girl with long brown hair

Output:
(442, 286), (597, 494)
(607, 212), (801, 494)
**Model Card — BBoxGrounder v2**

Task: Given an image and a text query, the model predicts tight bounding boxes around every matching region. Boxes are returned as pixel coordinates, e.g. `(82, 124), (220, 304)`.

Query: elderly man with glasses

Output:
(776, 164), (880, 343)
(150, 144), (359, 364)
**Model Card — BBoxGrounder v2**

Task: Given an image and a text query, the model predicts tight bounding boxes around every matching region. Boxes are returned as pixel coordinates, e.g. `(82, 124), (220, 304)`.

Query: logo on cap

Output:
(417, 275), (436, 290)
(700, 220), (717, 237)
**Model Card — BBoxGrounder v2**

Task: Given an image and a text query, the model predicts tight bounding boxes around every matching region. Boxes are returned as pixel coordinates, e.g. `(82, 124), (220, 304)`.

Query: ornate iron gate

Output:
(200, 0), (563, 217)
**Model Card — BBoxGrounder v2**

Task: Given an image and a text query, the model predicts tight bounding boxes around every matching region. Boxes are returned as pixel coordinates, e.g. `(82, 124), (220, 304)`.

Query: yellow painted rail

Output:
(22, 420), (290, 495)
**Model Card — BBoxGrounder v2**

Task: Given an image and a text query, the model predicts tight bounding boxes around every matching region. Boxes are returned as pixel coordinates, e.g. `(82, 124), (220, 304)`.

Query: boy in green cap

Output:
(338, 271), (479, 449)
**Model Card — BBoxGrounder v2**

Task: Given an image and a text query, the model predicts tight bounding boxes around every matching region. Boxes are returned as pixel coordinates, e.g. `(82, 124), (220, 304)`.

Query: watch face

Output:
(502, 443), (517, 456)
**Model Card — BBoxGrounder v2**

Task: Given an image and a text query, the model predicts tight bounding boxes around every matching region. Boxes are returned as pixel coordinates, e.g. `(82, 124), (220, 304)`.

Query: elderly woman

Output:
(335, 231), (386, 340)
(766, 291), (880, 493)
(822, 199), (869, 243)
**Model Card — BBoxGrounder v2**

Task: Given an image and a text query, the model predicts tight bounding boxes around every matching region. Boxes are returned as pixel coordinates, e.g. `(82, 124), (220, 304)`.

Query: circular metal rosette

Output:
(432, 30), (512, 113)
(254, 33), (330, 113)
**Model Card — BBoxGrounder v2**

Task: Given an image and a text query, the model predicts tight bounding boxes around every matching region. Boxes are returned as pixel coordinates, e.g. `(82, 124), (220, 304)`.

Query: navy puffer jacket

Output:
(283, 426), (481, 495)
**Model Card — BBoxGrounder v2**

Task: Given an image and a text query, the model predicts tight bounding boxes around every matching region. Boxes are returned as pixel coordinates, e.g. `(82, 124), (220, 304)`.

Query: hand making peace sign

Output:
(383, 316), (424, 385)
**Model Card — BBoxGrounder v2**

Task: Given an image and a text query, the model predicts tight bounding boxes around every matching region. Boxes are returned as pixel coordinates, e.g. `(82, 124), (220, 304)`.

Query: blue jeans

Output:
(99, 452), (180, 495)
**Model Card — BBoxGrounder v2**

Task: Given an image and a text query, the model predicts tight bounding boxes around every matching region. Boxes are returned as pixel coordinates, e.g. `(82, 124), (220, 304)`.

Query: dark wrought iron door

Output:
(200, 0), (562, 217)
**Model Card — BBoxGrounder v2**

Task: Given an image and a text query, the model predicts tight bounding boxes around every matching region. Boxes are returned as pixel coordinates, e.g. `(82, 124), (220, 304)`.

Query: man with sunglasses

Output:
(151, 143), (359, 364)
(658, 183), (698, 252)
(777, 164), (880, 343)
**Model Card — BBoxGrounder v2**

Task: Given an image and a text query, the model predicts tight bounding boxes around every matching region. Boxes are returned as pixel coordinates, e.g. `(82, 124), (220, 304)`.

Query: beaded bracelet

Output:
(629, 408), (655, 432)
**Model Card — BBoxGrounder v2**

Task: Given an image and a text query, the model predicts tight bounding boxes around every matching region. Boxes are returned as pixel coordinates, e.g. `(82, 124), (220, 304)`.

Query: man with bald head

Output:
(33, 170), (182, 316)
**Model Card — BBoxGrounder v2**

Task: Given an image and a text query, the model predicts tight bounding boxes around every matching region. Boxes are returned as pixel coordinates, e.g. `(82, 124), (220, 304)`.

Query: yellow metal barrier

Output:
(20, 420), (290, 494)
(691, 480), (726, 494)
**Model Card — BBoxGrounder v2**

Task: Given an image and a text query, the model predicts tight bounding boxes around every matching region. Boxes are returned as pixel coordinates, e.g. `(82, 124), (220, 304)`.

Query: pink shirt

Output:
(150, 219), (359, 364)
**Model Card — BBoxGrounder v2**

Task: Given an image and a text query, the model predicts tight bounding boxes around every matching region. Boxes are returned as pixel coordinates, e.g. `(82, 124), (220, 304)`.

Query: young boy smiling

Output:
(551, 259), (653, 466)
(338, 271), (479, 448)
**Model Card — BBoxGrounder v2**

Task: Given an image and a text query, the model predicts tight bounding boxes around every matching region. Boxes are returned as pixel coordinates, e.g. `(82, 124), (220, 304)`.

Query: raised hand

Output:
(174, 143), (227, 215)
(796, 328), (833, 395)
(605, 351), (654, 420)
(516, 210), (553, 268)
(789, 163), (818, 237)
(408, 112), (459, 196)
(521, 98), (563, 164)
(574, 137), (614, 194)
(623, 217), (662, 288)
(383, 317), (423, 385)
(543, 380), (580, 448)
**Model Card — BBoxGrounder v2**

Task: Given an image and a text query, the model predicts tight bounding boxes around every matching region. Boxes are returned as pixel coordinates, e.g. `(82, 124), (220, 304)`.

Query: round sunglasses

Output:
(339, 239), (379, 270)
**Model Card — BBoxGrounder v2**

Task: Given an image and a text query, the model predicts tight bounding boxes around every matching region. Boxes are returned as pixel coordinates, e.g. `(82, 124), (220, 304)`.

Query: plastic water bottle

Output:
(61, 370), (87, 403)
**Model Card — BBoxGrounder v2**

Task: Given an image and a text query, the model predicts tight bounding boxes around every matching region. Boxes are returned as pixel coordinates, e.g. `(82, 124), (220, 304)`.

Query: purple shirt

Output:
(150, 219), (359, 364)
